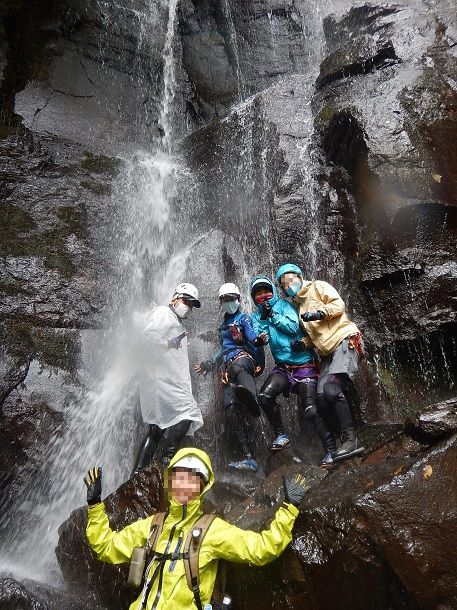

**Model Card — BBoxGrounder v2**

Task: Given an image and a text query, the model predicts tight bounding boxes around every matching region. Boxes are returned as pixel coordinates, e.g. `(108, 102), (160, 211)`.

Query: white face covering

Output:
(174, 302), (190, 319)
(221, 300), (239, 315)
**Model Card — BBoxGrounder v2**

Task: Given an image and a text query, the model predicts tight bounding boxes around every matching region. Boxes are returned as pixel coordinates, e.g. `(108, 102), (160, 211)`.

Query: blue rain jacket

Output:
(209, 310), (265, 370)
(250, 275), (316, 366)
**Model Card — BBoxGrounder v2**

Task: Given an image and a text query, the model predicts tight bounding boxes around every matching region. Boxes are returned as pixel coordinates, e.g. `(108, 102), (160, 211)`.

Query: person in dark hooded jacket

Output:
(195, 283), (267, 473)
(250, 276), (335, 463)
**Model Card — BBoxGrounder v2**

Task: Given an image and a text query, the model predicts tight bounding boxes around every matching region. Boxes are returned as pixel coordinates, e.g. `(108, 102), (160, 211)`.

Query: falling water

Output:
(0, 0), (190, 583)
(222, 0), (246, 100)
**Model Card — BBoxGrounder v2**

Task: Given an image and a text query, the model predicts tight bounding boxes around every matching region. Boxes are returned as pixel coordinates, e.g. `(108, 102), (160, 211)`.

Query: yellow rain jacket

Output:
(294, 280), (359, 356)
(86, 448), (299, 610)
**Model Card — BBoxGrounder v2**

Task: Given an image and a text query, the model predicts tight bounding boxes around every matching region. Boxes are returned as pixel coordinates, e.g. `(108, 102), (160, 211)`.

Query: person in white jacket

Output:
(132, 283), (204, 473)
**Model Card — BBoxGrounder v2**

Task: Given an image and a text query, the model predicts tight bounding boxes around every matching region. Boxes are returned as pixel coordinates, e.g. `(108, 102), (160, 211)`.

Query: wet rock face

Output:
(309, 1), (457, 419)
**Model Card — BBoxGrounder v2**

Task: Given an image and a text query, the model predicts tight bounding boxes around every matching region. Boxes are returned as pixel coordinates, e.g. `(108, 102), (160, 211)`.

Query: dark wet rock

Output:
(0, 576), (106, 609)
(408, 398), (457, 442)
(179, 0), (309, 123)
(227, 433), (457, 610)
(0, 578), (48, 610)
(55, 464), (162, 609)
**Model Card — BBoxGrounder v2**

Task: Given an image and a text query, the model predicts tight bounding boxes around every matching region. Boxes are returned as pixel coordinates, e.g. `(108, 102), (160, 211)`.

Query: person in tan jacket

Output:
(275, 264), (365, 462)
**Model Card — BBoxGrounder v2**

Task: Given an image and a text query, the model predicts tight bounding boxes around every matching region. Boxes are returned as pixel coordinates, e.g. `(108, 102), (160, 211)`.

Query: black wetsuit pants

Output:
(258, 372), (336, 453)
(133, 419), (192, 473)
(223, 357), (256, 460)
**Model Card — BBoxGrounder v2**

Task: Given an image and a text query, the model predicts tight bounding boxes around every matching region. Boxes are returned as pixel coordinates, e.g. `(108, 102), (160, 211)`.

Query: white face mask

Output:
(174, 303), (190, 319)
(222, 300), (239, 315)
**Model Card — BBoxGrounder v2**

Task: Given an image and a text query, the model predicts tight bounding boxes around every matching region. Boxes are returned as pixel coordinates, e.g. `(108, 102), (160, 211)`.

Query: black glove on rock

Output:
(283, 473), (311, 508)
(290, 339), (306, 353)
(301, 311), (325, 322)
(84, 467), (102, 505)
(260, 302), (273, 320)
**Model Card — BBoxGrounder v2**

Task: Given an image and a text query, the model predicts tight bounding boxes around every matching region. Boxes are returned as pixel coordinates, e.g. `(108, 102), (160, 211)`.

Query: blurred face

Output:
(220, 295), (238, 303)
(281, 272), (301, 291)
(169, 468), (202, 504)
(253, 286), (273, 304)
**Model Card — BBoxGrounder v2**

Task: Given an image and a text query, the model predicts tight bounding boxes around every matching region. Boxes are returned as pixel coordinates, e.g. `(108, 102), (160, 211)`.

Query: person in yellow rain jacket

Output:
(275, 264), (365, 463)
(84, 447), (309, 610)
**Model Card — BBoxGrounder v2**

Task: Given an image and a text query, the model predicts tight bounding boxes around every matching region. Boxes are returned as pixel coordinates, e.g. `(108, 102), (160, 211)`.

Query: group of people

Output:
(84, 263), (365, 609)
(131, 263), (365, 474)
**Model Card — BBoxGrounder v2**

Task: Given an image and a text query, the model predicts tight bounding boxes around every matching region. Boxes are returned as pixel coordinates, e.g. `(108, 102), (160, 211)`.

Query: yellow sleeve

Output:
(207, 503), (299, 566)
(86, 502), (153, 564)
(314, 281), (345, 319)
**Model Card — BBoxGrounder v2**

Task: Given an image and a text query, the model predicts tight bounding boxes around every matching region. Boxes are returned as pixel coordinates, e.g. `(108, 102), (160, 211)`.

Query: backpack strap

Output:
(147, 512), (166, 553)
(183, 514), (217, 610)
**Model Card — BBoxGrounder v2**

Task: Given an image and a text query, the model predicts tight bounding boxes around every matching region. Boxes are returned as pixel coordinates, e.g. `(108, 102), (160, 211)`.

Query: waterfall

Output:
(0, 0), (189, 584)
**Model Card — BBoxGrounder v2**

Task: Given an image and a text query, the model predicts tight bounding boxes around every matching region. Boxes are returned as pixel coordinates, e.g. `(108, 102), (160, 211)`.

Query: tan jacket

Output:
(294, 280), (359, 356)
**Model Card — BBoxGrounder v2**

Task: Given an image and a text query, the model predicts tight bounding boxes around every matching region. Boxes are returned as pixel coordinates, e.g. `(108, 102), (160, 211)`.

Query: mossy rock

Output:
(4, 320), (80, 376)
(81, 153), (121, 176)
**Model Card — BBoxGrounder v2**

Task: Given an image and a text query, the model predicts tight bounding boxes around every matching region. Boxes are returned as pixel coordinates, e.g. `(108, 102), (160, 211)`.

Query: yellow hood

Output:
(166, 447), (215, 497)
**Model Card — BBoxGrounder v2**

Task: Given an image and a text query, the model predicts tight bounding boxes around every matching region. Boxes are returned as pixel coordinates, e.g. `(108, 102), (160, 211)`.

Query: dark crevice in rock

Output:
(0, 358), (31, 409)
(317, 40), (399, 89)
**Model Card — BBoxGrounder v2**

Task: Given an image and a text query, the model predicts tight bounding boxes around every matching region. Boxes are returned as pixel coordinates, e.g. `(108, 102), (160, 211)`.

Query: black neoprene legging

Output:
(319, 373), (354, 433)
(258, 372), (334, 450)
(133, 419), (192, 472)
(223, 357), (256, 459)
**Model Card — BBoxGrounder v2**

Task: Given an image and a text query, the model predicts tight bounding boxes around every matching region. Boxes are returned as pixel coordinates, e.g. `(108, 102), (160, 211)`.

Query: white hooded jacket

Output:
(138, 305), (203, 432)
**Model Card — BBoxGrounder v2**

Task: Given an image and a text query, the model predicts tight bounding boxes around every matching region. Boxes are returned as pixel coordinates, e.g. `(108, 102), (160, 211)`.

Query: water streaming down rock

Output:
(0, 0), (194, 584)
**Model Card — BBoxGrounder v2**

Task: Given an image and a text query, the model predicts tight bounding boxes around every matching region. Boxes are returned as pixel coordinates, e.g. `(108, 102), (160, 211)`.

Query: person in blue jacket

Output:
(250, 275), (336, 463)
(195, 283), (268, 472)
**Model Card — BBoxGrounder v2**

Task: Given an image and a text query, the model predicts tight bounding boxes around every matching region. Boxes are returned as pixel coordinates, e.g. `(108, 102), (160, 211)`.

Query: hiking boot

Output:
(320, 452), (334, 466)
(227, 458), (258, 472)
(270, 433), (290, 451)
(333, 430), (365, 461)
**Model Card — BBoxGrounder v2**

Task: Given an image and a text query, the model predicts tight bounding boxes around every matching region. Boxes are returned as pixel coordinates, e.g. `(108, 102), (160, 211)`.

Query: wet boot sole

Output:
(332, 446), (365, 462)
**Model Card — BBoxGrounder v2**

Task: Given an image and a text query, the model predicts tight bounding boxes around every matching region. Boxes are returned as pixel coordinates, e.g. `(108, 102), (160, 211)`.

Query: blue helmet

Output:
(275, 263), (304, 283)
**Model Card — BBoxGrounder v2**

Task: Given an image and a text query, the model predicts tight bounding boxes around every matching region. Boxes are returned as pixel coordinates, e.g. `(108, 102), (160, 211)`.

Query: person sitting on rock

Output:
(250, 275), (335, 464)
(132, 283), (204, 474)
(194, 283), (268, 473)
(276, 263), (365, 462)
(84, 448), (309, 610)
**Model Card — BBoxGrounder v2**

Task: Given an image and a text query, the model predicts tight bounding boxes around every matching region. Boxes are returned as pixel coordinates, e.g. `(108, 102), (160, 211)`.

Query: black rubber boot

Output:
(132, 425), (162, 475)
(333, 429), (365, 461)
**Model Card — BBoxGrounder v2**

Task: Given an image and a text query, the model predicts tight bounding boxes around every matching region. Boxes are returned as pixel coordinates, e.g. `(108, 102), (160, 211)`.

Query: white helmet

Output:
(172, 283), (201, 308)
(218, 282), (241, 300)
(172, 454), (209, 482)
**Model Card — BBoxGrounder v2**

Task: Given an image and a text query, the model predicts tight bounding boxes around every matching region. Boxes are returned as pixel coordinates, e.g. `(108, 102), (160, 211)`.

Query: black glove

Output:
(84, 467), (102, 505)
(167, 331), (187, 349)
(260, 302), (273, 320)
(301, 311), (325, 322)
(283, 473), (311, 508)
(252, 333), (268, 346)
(290, 339), (306, 353)
(197, 360), (213, 374)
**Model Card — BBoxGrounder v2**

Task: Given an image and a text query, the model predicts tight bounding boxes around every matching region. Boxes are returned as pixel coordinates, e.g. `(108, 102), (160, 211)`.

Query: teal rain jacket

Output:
(250, 275), (316, 366)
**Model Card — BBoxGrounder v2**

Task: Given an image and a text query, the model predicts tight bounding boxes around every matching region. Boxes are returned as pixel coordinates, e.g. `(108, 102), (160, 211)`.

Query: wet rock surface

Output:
(53, 418), (457, 610)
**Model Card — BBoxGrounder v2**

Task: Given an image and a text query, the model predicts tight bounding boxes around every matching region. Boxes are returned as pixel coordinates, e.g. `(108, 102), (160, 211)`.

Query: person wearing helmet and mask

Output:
(133, 283), (204, 473)
(275, 264), (365, 462)
(250, 276), (335, 463)
(194, 283), (268, 473)
(85, 447), (309, 610)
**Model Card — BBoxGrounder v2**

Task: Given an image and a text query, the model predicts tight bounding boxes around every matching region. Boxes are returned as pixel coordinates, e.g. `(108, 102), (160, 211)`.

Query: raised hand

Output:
(84, 467), (102, 506)
(282, 473), (311, 508)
